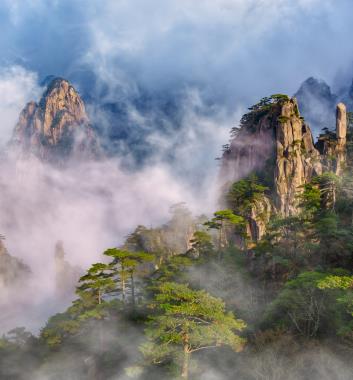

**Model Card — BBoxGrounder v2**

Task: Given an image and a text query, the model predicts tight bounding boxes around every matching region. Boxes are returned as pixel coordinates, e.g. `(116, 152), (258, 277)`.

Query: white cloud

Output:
(0, 66), (41, 146)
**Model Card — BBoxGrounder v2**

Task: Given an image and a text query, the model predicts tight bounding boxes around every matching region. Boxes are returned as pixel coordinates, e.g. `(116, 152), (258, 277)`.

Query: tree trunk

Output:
(121, 264), (126, 304)
(130, 271), (135, 308)
(181, 345), (190, 380)
(218, 222), (223, 260)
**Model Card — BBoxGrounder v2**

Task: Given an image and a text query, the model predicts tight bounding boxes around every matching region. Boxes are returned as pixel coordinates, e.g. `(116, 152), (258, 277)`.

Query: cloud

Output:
(82, 0), (339, 102)
(0, 0), (353, 335)
(0, 1), (352, 165)
(0, 66), (41, 147)
(0, 152), (222, 332)
(0, 0), (351, 105)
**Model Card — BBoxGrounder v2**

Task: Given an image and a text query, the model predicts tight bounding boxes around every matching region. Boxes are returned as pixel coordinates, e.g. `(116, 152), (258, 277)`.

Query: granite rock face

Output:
(222, 97), (322, 219)
(0, 239), (31, 291)
(10, 78), (101, 163)
(315, 103), (347, 175)
(336, 102), (347, 142)
(274, 98), (322, 215)
(54, 241), (82, 299)
(246, 196), (272, 243)
(222, 97), (349, 241)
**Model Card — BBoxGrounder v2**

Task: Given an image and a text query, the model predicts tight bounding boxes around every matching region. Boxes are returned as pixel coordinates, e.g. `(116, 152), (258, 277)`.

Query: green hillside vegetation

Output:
(2, 99), (353, 379)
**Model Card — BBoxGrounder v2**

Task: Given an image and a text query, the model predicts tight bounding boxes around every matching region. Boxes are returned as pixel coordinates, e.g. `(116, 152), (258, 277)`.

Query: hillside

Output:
(1, 92), (353, 379)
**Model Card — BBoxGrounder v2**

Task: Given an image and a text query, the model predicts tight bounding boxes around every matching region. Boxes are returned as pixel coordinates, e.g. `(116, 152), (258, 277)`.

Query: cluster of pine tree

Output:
(2, 108), (353, 380)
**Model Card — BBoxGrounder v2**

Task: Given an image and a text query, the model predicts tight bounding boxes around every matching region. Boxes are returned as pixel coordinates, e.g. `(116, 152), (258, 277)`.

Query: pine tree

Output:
(141, 282), (246, 379)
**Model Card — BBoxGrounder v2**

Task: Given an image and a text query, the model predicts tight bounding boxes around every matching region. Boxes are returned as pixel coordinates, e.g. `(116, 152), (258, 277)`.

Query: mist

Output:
(0, 151), (224, 332)
(1, 1), (353, 160)
(1, 1), (353, 379)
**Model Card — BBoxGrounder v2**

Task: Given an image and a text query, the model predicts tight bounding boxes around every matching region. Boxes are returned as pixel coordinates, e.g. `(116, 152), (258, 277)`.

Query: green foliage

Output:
(7, 121), (353, 378)
(141, 282), (245, 378)
(77, 262), (115, 304)
(265, 272), (342, 337)
(205, 209), (244, 230)
(227, 175), (268, 215)
(152, 255), (194, 285)
(299, 183), (321, 218)
(103, 248), (154, 305)
(205, 209), (245, 252)
(270, 94), (290, 102)
(239, 94), (290, 131)
(318, 275), (353, 290)
(41, 311), (81, 347)
(277, 115), (290, 124)
(188, 231), (214, 258)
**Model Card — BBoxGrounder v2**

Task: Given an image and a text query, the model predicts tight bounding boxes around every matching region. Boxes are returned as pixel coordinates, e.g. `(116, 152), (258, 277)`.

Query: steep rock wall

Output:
(221, 97), (323, 241)
(274, 99), (322, 215)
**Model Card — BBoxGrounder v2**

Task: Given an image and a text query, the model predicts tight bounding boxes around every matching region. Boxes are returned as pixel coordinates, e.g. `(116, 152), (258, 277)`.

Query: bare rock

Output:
(274, 98), (322, 216)
(0, 239), (31, 290)
(336, 102), (347, 142)
(315, 103), (347, 175)
(246, 195), (272, 242)
(10, 78), (101, 163)
(222, 97), (322, 225)
(54, 240), (82, 299)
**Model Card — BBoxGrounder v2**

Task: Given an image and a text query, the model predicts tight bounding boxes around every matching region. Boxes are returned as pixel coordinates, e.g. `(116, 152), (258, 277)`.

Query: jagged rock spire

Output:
(336, 102), (347, 143)
(220, 96), (324, 241)
(10, 77), (101, 163)
(221, 97), (351, 242)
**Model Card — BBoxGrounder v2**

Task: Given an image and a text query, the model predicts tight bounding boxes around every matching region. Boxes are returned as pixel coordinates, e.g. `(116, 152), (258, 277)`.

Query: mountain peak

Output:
(10, 78), (100, 163)
(294, 77), (337, 135)
(296, 77), (333, 99)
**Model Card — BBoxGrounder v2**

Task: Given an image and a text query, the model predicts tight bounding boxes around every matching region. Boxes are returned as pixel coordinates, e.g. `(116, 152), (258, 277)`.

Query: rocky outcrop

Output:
(246, 196), (272, 243)
(54, 240), (82, 299)
(220, 125), (275, 185)
(274, 99), (322, 215)
(0, 239), (31, 290)
(221, 96), (350, 241)
(222, 97), (322, 223)
(315, 103), (347, 175)
(336, 103), (347, 143)
(10, 78), (101, 163)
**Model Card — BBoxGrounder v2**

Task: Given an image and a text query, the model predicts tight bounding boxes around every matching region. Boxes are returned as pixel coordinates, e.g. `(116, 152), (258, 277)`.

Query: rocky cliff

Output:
(221, 96), (346, 242)
(54, 240), (82, 299)
(274, 98), (322, 215)
(315, 102), (347, 175)
(10, 78), (100, 163)
(0, 239), (31, 291)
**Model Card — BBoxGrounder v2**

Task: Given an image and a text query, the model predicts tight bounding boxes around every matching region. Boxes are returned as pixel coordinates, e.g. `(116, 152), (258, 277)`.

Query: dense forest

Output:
(2, 95), (353, 380)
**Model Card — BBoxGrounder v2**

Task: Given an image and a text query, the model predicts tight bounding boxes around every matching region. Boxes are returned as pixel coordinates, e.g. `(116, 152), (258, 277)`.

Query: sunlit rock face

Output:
(336, 102), (347, 143)
(10, 78), (101, 163)
(221, 97), (349, 242)
(274, 98), (322, 216)
(315, 103), (347, 175)
(221, 97), (321, 219)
